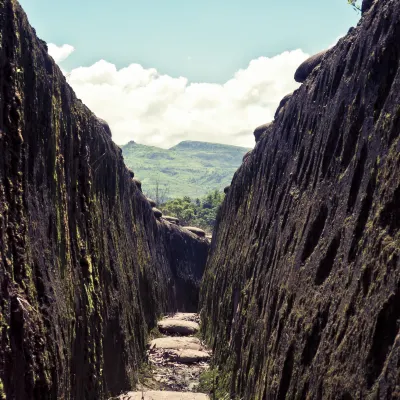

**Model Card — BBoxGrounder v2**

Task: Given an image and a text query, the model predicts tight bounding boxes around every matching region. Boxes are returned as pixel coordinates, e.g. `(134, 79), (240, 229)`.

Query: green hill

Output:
(121, 140), (251, 200)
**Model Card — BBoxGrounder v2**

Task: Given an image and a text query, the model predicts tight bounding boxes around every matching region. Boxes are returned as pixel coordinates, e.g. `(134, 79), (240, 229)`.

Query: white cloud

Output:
(48, 43), (75, 64)
(53, 45), (309, 148)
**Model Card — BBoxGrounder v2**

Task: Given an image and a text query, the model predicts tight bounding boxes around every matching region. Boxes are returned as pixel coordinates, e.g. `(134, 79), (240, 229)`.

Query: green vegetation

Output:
(121, 140), (250, 200)
(161, 190), (224, 233)
(0, 378), (5, 400)
(348, 0), (361, 11)
(197, 367), (231, 399)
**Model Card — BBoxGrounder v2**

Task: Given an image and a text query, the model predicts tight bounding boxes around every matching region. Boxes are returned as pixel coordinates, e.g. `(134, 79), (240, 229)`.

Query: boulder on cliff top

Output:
(253, 122), (273, 143)
(132, 178), (142, 191)
(96, 117), (112, 137)
(147, 198), (157, 207)
(183, 226), (206, 237)
(164, 216), (180, 224)
(158, 319), (200, 335)
(274, 92), (294, 119)
(153, 208), (163, 218)
(294, 50), (328, 83)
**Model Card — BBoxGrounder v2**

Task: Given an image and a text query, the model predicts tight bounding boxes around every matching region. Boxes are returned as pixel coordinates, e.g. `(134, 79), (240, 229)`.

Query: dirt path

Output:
(119, 313), (211, 399)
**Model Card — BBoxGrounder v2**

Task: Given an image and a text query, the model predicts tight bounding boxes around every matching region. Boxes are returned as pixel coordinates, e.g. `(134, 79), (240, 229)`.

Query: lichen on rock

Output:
(0, 1), (209, 398)
(201, 0), (400, 398)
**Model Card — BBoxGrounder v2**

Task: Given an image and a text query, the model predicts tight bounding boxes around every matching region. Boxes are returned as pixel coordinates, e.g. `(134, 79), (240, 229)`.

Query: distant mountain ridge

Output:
(121, 140), (251, 199)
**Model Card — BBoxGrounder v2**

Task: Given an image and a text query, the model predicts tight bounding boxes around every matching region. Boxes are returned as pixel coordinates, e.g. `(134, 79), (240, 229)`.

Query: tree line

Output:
(161, 190), (225, 234)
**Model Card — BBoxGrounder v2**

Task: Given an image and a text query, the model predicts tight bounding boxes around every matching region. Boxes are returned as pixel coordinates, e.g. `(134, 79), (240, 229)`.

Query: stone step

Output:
(170, 313), (199, 323)
(158, 319), (200, 335)
(166, 349), (210, 364)
(150, 337), (203, 351)
(120, 391), (209, 399)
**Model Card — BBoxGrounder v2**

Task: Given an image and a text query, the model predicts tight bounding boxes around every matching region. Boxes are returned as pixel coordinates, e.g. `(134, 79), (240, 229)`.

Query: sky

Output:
(19, 0), (360, 148)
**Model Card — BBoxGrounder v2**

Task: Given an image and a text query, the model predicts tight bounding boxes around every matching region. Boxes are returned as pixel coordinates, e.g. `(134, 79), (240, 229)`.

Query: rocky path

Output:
(119, 313), (211, 399)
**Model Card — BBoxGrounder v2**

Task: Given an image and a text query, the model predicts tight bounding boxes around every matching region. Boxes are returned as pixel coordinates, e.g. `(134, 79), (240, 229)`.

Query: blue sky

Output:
(18, 0), (360, 148)
(19, 0), (359, 83)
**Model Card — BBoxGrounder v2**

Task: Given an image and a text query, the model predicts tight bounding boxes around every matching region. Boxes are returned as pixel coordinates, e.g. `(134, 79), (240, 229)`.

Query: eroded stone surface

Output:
(139, 313), (211, 394)
(167, 349), (211, 364)
(0, 2), (210, 398)
(171, 313), (200, 323)
(182, 227), (206, 237)
(201, 0), (400, 398)
(294, 49), (328, 83)
(120, 391), (209, 399)
(150, 337), (203, 351)
(158, 320), (200, 335)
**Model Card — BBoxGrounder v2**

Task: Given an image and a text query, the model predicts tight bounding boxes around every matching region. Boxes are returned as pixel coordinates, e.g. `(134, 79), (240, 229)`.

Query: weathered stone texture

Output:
(201, 1), (400, 398)
(0, 1), (207, 399)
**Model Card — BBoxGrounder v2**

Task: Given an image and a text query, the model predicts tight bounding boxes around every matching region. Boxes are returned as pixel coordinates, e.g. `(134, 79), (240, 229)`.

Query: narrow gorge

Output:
(0, 0), (399, 399)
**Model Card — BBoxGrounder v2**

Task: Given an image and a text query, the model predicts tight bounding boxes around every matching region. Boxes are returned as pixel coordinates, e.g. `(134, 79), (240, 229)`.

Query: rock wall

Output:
(0, 1), (207, 399)
(201, 1), (400, 398)
(160, 224), (209, 313)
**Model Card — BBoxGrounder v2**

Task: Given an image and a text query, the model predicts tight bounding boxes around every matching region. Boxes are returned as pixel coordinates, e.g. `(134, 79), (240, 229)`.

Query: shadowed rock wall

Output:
(0, 1), (207, 399)
(201, 1), (400, 398)
(160, 223), (210, 312)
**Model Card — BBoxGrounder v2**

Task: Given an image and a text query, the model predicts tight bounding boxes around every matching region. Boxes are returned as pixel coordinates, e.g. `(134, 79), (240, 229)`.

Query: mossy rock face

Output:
(294, 49), (328, 83)
(201, 2), (400, 399)
(0, 1), (209, 398)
